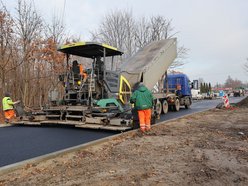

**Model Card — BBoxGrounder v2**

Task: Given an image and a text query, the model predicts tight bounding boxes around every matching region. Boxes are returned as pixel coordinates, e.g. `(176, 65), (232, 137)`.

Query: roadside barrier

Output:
(223, 94), (230, 108)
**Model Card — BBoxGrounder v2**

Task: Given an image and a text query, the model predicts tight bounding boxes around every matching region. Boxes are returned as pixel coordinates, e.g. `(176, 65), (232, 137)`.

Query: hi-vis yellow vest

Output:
(2, 97), (14, 111)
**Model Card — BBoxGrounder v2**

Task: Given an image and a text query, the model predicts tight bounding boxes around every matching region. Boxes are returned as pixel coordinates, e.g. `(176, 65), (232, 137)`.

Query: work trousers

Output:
(4, 109), (15, 122)
(137, 109), (152, 132)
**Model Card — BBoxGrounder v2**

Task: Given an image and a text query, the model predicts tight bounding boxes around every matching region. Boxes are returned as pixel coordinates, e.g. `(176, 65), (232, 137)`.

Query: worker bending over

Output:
(130, 82), (154, 133)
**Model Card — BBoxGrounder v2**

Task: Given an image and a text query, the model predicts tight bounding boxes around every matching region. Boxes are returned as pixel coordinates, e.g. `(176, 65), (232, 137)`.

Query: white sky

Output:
(5, 0), (248, 85)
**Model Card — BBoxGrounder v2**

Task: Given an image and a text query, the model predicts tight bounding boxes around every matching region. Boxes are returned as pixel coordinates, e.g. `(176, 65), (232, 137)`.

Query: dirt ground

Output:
(0, 98), (248, 186)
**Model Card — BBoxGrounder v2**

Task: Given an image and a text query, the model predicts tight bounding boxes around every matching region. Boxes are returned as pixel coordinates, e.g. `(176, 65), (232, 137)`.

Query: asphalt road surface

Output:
(0, 96), (245, 167)
(0, 127), (117, 167)
(159, 96), (244, 121)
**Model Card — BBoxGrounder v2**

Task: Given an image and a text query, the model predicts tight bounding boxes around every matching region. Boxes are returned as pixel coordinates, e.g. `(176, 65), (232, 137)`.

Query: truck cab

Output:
(164, 73), (192, 109)
(166, 74), (192, 97)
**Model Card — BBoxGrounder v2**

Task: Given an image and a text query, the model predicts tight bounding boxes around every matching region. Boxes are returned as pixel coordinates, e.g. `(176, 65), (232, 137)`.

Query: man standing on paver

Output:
(2, 92), (20, 124)
(130, 82), (154, 133)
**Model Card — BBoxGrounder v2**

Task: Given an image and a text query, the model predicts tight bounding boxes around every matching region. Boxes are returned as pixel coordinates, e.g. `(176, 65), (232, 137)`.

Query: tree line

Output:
(0, 0), (69, 108)
(0, 0), (187, 109)
(198, 75), (247, 93)
(200, 82), (212, 94)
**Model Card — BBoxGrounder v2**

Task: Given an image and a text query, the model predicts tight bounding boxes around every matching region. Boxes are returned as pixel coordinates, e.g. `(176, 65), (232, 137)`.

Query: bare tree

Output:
(14, 0), (43, 106)
(150, 16), (174, 40)
(123, 11), (136, 57)
(224, 75), (242, 89)
(170, 45), (189, 69)
(45, 13), (67, 45)
(135, 15), (188, 69)
(0, 0), (73, 109)
(91, 10), (188, 69)
(0, 2), (19, 99)
(135, 16), (175, 48)
(134, 17), (151, 49)
(44, 13), (67, 80)
(91, 9), (136, 59)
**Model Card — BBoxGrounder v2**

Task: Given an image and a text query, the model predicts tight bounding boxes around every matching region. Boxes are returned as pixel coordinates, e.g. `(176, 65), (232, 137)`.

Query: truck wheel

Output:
(185, 98), (191, 109)
(162, 100), (168, 114)
(156, 100), (162, 115)
(173, 99), (180, 112)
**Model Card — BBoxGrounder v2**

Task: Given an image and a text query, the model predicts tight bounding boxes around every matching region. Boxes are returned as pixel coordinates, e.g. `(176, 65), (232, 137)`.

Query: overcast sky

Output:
(5, 0), (248, 85)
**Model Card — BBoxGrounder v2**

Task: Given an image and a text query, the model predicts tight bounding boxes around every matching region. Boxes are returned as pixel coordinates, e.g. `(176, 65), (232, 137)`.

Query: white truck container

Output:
(191, 89), (203, 100)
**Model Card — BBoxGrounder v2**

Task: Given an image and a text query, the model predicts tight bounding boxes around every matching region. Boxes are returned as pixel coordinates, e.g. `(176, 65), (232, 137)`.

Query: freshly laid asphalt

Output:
(0, 126), (117, 167)
(0, 96), (245, 167)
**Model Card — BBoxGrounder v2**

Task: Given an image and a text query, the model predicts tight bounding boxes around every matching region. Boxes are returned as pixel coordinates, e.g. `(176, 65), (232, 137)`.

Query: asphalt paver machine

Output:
(14, 39), (178, 131)
(15, 42), (133, 131)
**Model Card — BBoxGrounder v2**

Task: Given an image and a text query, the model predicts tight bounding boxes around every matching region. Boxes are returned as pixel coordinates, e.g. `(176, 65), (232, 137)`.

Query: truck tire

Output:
(173, 99), (180, 112)
(162, 100), (168, 114)
(156, 100), (162, 115)
(185, 97), (191, 109)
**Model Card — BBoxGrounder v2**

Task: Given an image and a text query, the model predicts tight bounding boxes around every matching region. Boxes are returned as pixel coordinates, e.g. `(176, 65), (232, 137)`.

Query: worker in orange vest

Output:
(79, 63), (87, 80)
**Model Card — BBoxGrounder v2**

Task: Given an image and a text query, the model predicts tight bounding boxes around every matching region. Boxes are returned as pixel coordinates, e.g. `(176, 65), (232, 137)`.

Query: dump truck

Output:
(120, 39), (191, 115)
(13, 38), (183, 131)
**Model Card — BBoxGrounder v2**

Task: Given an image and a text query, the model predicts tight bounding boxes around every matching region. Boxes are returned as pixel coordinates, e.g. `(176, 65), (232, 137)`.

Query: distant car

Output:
(233, 89), (244, 97)
(233, 91), (240, 97)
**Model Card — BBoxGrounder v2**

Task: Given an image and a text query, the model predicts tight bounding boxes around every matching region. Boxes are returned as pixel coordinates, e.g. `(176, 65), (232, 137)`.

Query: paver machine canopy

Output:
(59, 42), (123, 58)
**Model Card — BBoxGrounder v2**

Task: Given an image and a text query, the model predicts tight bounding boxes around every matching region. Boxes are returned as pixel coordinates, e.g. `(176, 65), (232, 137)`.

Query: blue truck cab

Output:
(163, 73), (192, 109)
(165, 73), (192, 96)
